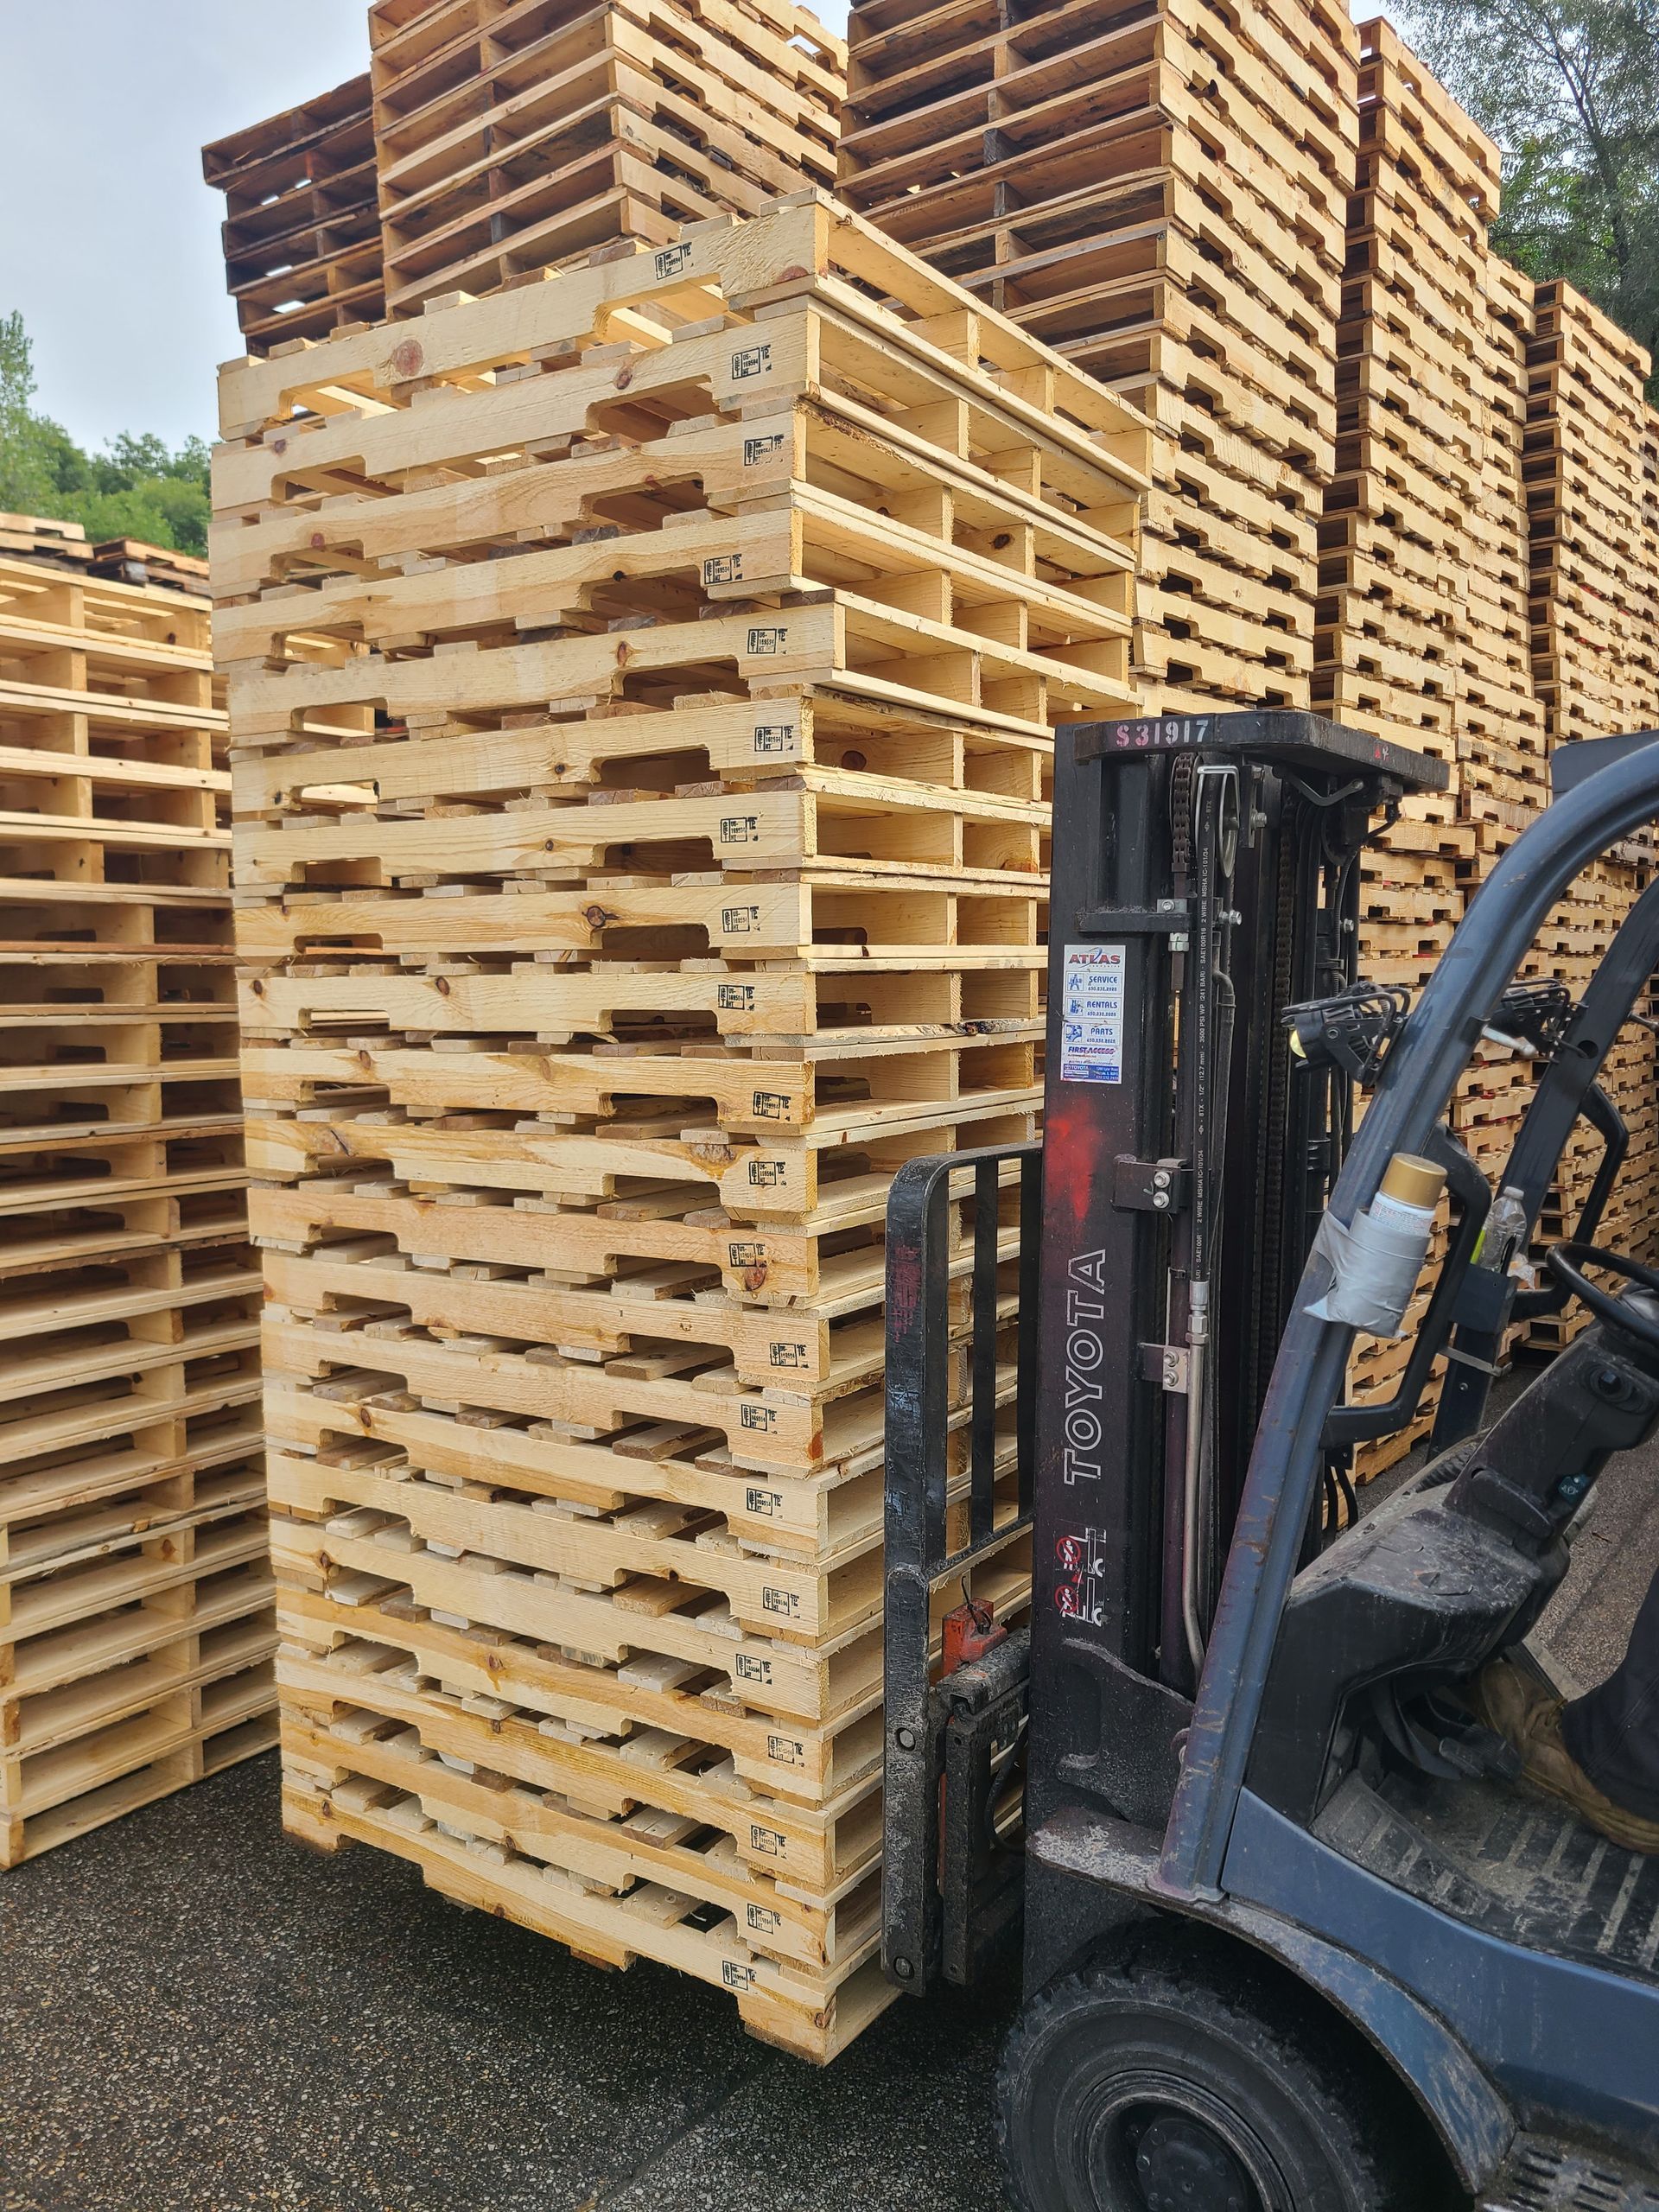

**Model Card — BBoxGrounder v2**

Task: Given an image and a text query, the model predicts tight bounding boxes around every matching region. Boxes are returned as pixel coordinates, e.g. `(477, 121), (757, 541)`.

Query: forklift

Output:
(880, 710), (1659, 2210)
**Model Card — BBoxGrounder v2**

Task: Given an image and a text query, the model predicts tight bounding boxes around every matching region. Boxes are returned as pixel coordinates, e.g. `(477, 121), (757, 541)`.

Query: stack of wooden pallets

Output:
(1517, 281), (1659, 1327)
(203, 77), (386, 357)
(1527, 281), (1656, 747)
(212, 192), (1147, 2053)
(371, 0), (845, 316)
(839, 0), (1357, 716)
(0, 552), (273, 1871)
(1313, 22), (1501, 1461)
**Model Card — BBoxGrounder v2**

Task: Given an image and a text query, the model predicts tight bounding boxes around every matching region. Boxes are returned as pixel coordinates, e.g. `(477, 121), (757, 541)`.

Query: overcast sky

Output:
(0, 0), (846, 456)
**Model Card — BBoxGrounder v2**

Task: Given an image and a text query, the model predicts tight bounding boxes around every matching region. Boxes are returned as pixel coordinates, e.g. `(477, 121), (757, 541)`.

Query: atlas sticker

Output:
(1055, 1525), (1109, 1626)
(1060, 943), (1126, 1084)
(731, 343), (772, 380)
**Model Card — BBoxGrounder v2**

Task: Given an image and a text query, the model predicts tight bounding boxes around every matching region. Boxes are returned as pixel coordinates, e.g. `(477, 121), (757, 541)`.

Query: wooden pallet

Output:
(0, 551), (273, 1866)
(203, 77), (386, 357)
(0, 512), (93, 574)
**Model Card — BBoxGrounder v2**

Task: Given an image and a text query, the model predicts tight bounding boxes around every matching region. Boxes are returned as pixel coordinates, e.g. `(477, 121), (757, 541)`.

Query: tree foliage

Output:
(1396, 0), (1659, 388)
(0, 311), (210, 553)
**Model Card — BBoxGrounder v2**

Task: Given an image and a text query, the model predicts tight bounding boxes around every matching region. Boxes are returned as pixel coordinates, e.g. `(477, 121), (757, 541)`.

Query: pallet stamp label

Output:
(767, 1343), (807, 1370)
(1060, 943), (1127, 1084)
(749, 1091), (791, 1119)
(653, 244), (693, 278)
(729, 1240), (766, 1266)
(739, 1403), (776, 1432)
(749, 1822), (785, 1855)
(717, 983), (755, 1010)
(730, 343), (772, 380)
(746, 1158), (786, 1185)
(745, 1487), (783, 1518)
(721, 1961), (757, 1990)
(751, 721), (793, 754)
(766, 1734), (804, 1766)
(703, 553), (743, 586)
(746, 626), (787, 655)
(735, 1652), (773, 1682)
(746, 1904), (781, 1934)
(721, 904), (760, 935)
(761, 1586), (800, 1615)
(743, 433), (785, 465)
(720, 814), (760, 844)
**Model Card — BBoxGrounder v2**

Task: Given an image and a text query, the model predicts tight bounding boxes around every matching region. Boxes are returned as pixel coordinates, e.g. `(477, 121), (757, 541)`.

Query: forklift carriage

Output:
(881, 712), (1659, 2212)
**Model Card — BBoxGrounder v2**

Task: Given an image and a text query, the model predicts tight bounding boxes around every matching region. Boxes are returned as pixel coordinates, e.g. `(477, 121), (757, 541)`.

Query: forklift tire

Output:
(995, 1934), (1429, 2212)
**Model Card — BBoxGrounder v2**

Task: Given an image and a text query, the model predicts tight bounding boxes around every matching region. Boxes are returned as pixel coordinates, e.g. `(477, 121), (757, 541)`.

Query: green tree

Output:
(0, 311), (211, 553)
(0, 309), (55, 514)
(1397, 0), (1659, 387)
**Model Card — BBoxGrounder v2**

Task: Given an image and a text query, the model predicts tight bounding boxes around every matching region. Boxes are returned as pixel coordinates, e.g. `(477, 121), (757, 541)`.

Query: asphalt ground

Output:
(3, 1380), (1654, 2212)
(0, 1749), (1018, 2212)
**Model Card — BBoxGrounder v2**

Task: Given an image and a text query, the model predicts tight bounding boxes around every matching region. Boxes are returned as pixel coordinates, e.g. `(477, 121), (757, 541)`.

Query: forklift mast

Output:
(883, 711), (1445, 1993)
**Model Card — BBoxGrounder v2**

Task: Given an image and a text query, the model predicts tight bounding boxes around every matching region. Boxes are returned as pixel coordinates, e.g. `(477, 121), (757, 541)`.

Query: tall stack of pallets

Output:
(839, 0), (1357, 718)
(370, 0), (845, 316)
(1520, 280), (1659, 1320)
(0, 552), (273, 1871)
(203, 78), (386, 358)
(1328, 22), (1520, 1456)
(212, 192), (1147, 2053)
(1527, 280), (1656, 749)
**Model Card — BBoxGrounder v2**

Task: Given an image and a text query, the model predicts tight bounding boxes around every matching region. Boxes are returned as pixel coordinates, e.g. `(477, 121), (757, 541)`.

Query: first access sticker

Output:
(1060, 944), (1126, 1084)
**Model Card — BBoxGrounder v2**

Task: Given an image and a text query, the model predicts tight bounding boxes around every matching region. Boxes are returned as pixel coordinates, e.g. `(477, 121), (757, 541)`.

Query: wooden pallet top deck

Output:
(216, 194), (1149, 468)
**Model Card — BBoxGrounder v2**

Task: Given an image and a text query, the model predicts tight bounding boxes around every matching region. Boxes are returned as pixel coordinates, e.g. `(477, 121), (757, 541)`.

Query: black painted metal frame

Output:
(881, 1141), (1041, 1991)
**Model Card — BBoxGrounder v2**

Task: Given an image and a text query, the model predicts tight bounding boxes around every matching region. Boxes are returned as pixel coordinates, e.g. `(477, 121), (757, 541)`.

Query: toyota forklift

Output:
(880, 710), (1659, 2211)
